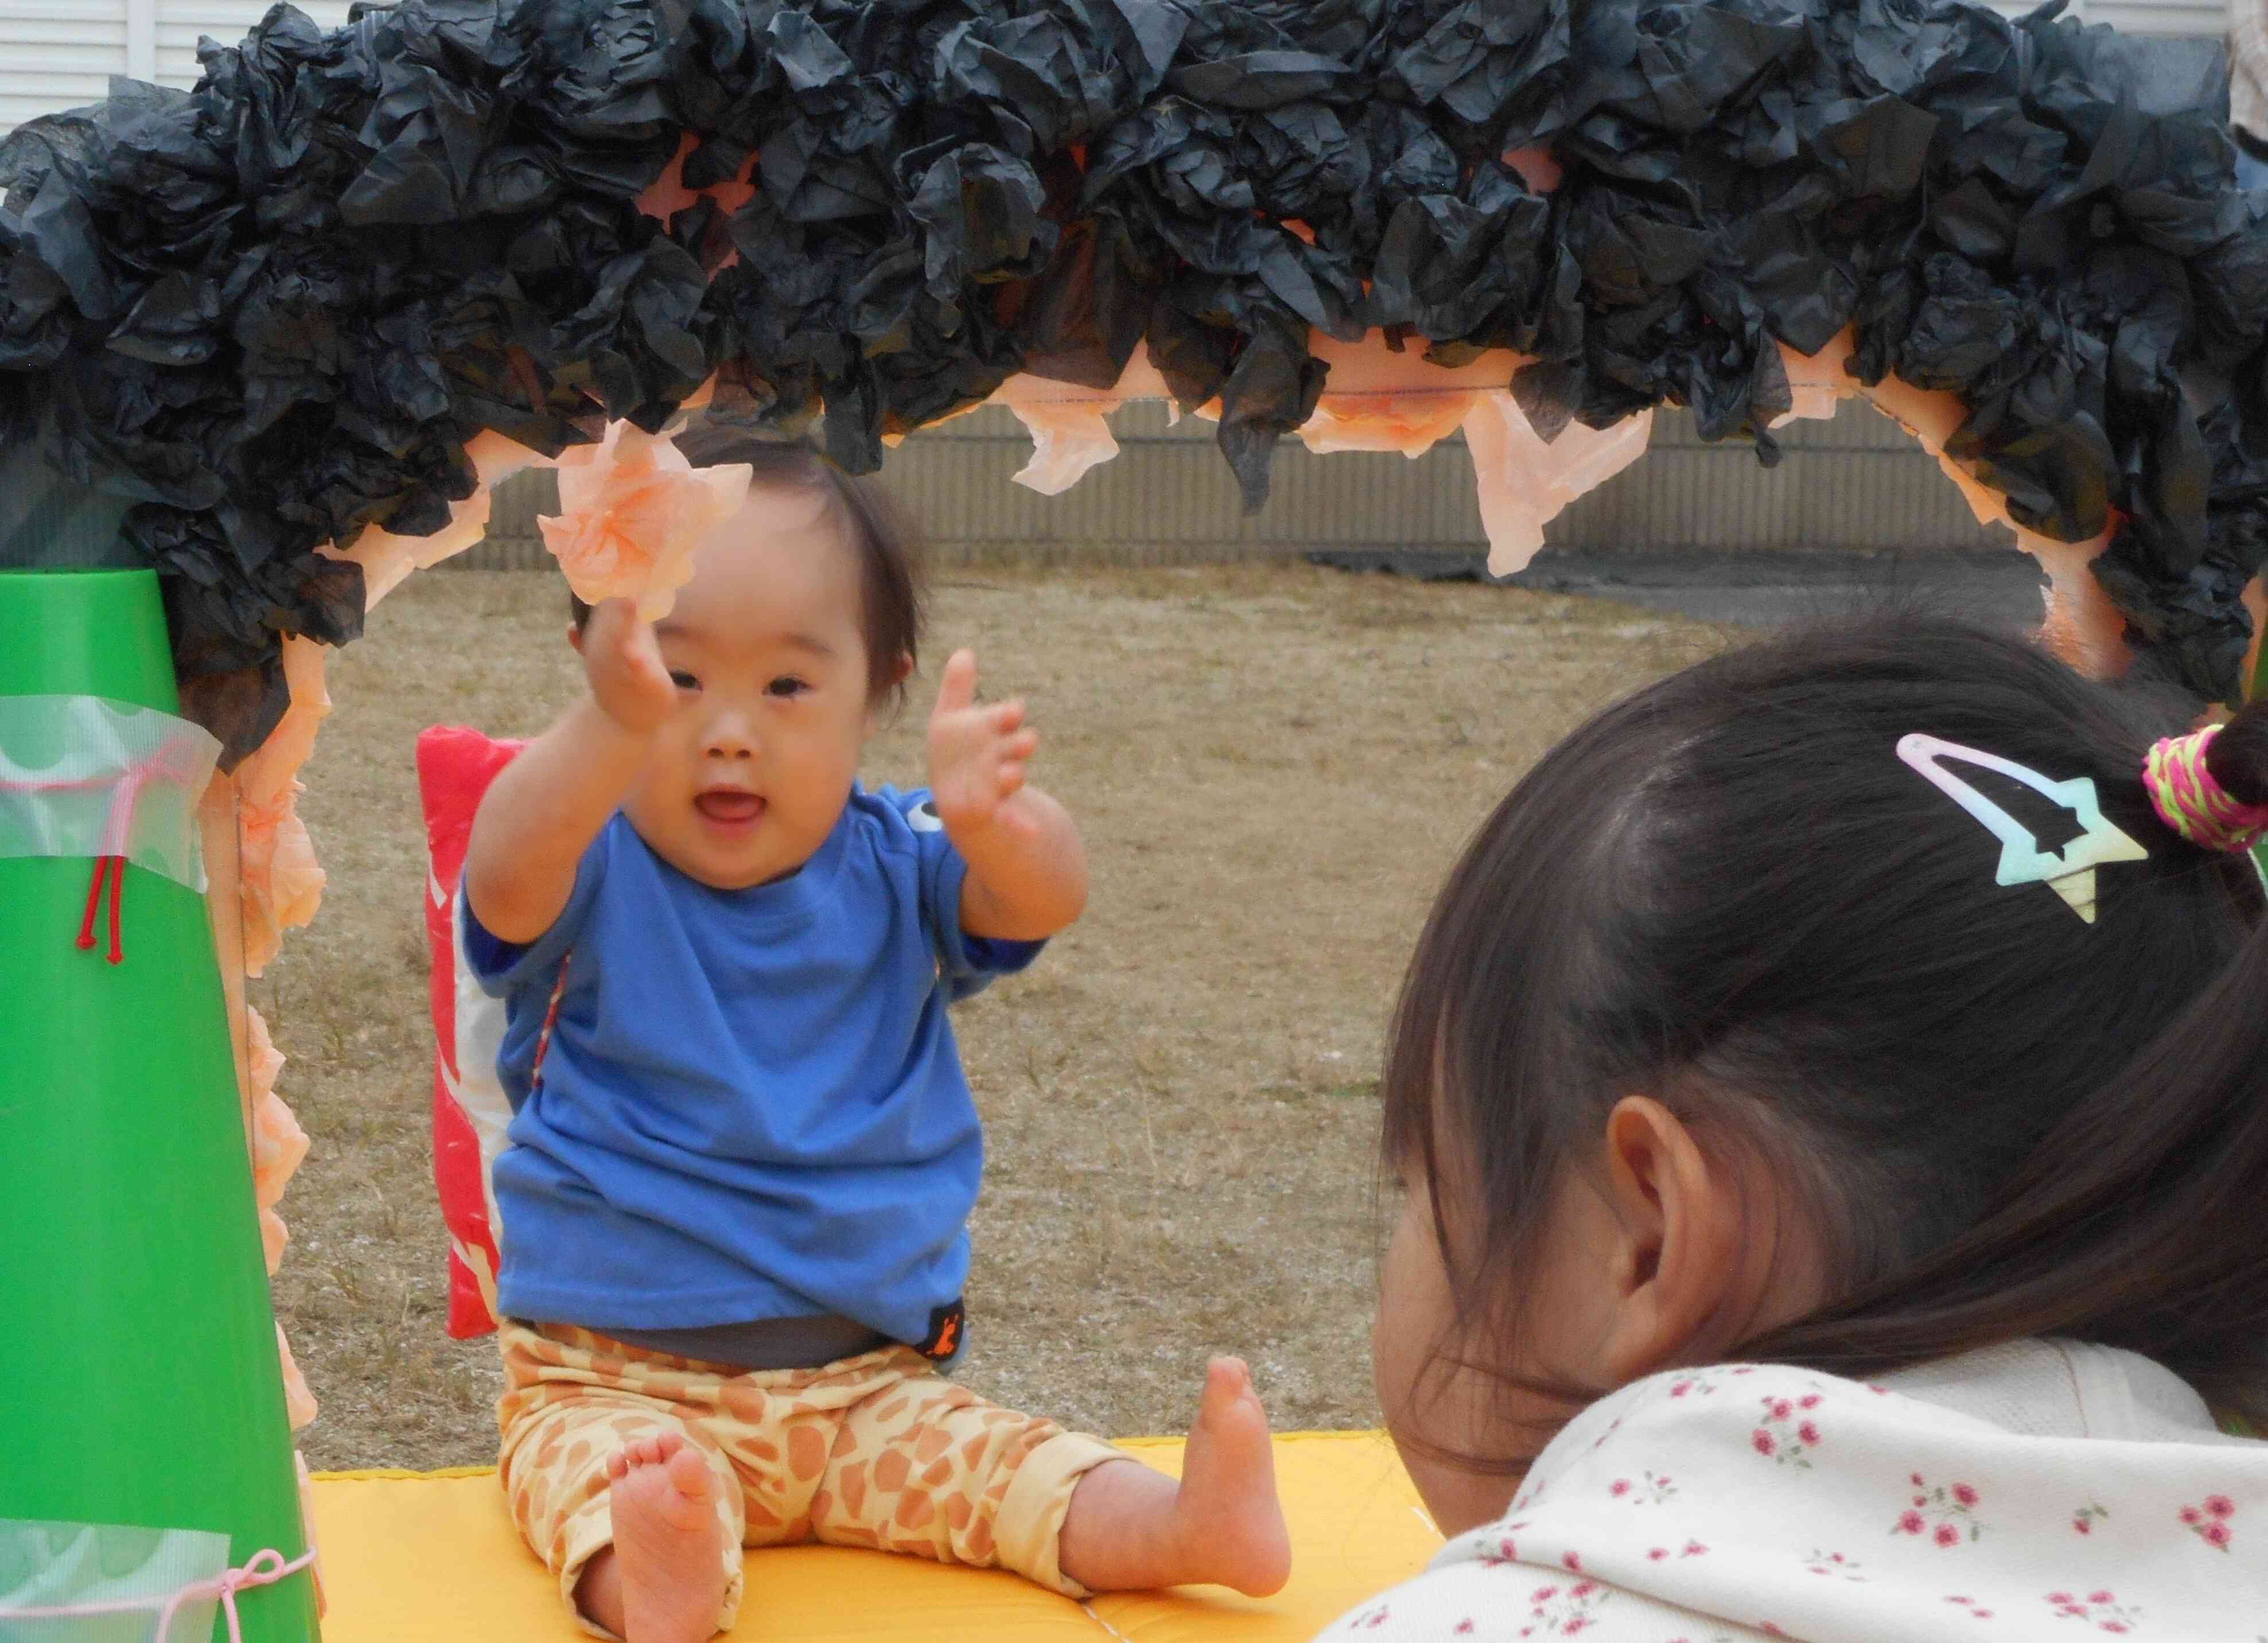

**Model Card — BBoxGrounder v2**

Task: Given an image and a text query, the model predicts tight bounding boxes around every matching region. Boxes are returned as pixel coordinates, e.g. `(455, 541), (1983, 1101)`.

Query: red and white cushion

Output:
(414, 726), (526, 1339)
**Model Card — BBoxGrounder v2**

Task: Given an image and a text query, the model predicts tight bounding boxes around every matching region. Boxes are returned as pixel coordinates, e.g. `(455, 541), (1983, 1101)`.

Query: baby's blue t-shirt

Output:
(462, 786), (1042, 1347)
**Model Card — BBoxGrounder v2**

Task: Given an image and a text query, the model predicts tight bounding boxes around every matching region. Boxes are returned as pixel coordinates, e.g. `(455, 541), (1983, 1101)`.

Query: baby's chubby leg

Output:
(496, 1323), (747, 1643)
(808, 1348), (1287, 1597)
(1055, 1357), (1291, 1596)
(577, 1435), (732, 1643)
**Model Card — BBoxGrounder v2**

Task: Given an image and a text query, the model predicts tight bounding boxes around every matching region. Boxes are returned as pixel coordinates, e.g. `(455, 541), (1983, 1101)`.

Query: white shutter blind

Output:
(154, 1), (355, 89)
(2089, 0), (2230, 37)
(0, 1), (130, 137)
(1982, 0), (2231, 35)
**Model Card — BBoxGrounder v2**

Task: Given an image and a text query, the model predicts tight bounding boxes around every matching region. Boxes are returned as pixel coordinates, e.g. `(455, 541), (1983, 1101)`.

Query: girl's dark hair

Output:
(1386, 614), (2268, 1462)
(569, 434), (927, 707)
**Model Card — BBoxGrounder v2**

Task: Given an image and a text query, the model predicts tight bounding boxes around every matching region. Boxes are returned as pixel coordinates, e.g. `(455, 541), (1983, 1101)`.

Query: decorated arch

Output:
(0, 0), (2263, 1632)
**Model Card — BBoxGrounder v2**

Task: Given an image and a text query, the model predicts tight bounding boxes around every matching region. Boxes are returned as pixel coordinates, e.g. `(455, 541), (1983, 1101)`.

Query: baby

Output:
(462, 439), (1289, 1642)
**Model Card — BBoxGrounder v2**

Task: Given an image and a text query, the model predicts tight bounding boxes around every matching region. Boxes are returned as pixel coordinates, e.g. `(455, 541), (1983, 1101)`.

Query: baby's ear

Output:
(567, 622), (586, 655)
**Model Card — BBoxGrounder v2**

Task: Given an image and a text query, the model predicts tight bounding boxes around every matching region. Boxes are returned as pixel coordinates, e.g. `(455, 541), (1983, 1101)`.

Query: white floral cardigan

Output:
(1318, 1341), (2266, 1641)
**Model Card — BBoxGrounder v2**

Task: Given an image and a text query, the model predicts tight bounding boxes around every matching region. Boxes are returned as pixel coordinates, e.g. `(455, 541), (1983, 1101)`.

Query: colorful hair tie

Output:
(2145, 726), (2268, 855)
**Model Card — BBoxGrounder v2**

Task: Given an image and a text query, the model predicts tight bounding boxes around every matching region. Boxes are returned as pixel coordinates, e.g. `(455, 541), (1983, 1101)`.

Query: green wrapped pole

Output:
(0, 569), (318, 1643)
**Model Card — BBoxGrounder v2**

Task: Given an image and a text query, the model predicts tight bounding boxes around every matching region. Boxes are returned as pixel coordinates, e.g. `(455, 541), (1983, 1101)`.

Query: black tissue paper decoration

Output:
(0, 0), (2262, 765)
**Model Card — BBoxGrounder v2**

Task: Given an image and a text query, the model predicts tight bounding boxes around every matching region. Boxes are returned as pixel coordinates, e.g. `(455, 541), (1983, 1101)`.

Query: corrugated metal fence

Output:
(462, 395), (2011, 571)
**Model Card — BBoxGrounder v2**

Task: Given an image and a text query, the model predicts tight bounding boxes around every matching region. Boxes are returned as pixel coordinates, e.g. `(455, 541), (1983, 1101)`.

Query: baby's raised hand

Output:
(580, 597), (678, 736)
(927, 649), (1042, 840)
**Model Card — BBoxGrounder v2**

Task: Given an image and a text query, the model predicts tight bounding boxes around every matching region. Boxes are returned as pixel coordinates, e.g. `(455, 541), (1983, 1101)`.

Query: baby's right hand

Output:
(581, 598), (678, 736)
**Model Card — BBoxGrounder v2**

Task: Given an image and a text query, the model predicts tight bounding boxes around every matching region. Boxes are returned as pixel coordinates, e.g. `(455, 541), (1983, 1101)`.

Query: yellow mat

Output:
(310, 1432), (1438, 1642)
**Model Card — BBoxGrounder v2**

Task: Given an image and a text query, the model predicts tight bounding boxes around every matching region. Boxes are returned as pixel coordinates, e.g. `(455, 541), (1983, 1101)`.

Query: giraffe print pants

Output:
(497, 1321), (1123, 1636)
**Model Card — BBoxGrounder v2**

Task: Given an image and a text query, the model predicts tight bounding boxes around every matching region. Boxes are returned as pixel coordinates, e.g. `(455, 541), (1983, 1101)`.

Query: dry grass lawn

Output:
(262, 562), (1734, 1471)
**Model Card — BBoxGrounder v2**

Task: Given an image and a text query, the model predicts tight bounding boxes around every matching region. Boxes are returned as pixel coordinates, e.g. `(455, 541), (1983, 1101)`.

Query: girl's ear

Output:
(1592, 1096), (1799, 1383)
(893, 650), (915, 689)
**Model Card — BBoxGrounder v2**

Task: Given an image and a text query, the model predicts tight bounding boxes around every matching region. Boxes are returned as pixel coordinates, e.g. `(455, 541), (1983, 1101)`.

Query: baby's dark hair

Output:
(568, 435), (927, 707)
(1386, 614), (2268, 1455)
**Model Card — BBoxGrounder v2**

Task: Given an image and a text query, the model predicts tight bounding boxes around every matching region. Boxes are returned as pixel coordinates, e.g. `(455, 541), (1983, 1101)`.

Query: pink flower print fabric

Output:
(2176, 1496), (2236, 1553)
(2045, 1589), (2142, 1632)
(1893, 1474), (1986, 1547)
(1314, 1345), (2268, 1641)
(1754, 1393), (1826, 1469)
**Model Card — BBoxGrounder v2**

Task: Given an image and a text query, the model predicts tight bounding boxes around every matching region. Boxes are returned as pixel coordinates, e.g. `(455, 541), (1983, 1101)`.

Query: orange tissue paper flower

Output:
(233, 638), (332, 815)
(541, 421), (752, 619)
(278, 1323), (318, 1431)
(1002, 396), (1123, 495)
(1461, 392), (1654, 577)
(238, 780), (325, 979)
(260, 1208), (291, 1275)
(248, 1024), (309, 1216)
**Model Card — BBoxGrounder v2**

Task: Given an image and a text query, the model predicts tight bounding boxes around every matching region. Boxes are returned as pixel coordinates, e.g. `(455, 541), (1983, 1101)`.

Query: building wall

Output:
(2084, 0), (2233, 34)
(0, 0), (130, 137)
(0, 0), (2234, 134)
(0, 1), (355, 135)
(1978, 0), (2231, 30)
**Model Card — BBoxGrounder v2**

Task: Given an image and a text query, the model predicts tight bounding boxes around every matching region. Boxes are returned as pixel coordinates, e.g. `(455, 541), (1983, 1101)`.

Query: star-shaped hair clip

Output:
(1897, 734), (2148, 924)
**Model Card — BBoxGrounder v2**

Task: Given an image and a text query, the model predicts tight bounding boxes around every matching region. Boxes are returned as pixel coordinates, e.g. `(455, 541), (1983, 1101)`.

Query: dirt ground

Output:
(261, 562), (1734, 1471)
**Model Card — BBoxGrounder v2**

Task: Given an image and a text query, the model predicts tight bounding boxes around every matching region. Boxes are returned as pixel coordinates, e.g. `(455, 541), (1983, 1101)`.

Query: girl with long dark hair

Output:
(1325, 617), (2268, 1640)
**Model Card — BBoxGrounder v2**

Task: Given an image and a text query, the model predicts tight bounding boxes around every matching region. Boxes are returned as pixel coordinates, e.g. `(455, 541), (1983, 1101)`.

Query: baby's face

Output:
(615, 484), (881, 890)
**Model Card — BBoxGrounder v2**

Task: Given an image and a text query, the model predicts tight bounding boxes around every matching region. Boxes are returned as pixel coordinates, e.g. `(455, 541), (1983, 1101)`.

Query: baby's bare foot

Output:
(601, 1435), (730, 1643)
(1173, 1357), (1292, 1597)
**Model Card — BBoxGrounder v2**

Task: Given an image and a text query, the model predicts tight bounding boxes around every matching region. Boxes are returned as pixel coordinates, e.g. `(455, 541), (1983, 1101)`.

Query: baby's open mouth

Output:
(695, 789), (765, 825)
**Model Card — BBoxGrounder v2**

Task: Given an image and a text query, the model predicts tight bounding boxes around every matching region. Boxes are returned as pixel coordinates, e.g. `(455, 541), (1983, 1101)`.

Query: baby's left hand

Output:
(928, 649), (1042, 842)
